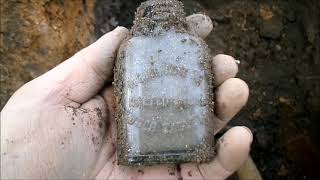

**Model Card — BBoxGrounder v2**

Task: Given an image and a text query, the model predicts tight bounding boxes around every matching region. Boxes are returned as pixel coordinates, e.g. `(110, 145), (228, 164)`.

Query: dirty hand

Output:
(1, 14), (251, 179)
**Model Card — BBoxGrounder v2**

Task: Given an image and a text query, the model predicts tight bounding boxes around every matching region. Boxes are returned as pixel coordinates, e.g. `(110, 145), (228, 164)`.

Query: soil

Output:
(1, 0), (319, 179)
(0, 0), (96, 107)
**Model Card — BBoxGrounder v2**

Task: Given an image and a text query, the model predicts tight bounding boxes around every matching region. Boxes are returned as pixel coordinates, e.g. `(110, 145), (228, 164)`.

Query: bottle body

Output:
(114, 29), (215, 165)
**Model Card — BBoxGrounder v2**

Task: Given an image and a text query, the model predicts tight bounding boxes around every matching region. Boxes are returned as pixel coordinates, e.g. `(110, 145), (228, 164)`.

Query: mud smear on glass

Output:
(114, 0), (215, 166)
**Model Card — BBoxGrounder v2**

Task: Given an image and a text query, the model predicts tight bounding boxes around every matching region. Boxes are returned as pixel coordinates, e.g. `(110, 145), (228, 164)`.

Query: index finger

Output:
(186, 14), (213, 39)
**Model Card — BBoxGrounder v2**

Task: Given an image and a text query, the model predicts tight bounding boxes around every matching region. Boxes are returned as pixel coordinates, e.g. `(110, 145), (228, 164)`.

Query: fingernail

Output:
(240, 126), (253, 143)
(110, 27), (129, 41)
(114, 26), (129, 33)
(114, 26), (124, 31)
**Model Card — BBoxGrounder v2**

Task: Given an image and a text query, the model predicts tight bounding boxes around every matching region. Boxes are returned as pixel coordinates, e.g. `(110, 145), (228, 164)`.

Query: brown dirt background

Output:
(1, 0), (319, 179)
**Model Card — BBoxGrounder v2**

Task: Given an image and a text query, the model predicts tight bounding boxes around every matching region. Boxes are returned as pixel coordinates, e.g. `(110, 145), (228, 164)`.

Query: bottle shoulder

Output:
(129, 31), (204, 45)
(119, 30), (209, 56)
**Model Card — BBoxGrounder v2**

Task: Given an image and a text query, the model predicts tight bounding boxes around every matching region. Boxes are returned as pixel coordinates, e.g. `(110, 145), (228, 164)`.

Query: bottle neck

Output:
(131, 0), (188, 36)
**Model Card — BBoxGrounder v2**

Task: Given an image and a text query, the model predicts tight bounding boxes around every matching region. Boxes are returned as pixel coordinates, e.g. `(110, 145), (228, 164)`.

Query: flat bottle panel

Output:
(115, 30), (215, 165)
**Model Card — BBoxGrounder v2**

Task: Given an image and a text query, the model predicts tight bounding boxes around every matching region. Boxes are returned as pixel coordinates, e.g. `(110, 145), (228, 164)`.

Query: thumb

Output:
(35, 27), (129, 104)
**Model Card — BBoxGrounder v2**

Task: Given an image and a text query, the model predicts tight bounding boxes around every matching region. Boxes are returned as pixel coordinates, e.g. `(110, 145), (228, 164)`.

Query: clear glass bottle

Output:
(114, 0), (215, 166)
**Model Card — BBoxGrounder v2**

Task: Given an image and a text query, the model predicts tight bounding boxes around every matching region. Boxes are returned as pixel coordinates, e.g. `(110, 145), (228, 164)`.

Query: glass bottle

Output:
(114, 0), (215, 166)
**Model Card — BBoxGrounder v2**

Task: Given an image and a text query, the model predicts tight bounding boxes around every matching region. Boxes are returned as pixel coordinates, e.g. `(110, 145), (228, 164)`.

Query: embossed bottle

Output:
(114, 0), (215, 165)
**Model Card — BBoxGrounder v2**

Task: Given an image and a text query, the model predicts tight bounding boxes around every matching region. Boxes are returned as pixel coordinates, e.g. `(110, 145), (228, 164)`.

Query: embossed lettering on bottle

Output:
(114, 0), (215, 165)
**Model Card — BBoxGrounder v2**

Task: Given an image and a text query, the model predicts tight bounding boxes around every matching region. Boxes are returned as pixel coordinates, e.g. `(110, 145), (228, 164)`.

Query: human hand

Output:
(1, 14), (251, 180)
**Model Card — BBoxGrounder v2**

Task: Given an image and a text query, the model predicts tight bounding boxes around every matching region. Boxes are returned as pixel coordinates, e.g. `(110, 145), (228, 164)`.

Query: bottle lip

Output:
(131, 0), (188, 36)
(136, 0), (184, 18)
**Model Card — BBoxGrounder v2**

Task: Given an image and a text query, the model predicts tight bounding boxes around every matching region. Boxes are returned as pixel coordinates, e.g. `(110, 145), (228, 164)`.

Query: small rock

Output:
(278, 164), (288, 176)
(286, 10), (296, 22)
(255, 130), (270, 149)
(275, 44), (282, 51)
(259, 16), (283, 39)
(253, 108), (263, 120)
(279, 96), (291, 105)
(260, 5), (274, 20)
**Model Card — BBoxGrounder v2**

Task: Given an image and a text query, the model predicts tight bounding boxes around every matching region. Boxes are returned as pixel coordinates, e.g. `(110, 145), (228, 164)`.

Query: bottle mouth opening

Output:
(136, 0), (185, 20)
(141, 0), (179, 8)
(132, 0), (188, 36)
